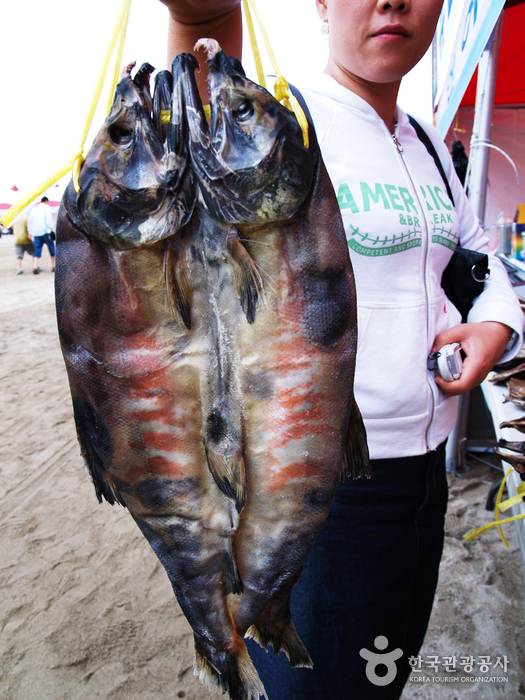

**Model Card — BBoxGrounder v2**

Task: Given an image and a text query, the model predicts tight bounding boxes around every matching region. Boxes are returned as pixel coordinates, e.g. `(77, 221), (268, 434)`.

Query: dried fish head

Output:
(76, 62), (195, 248)
(182, 38), (313, 223)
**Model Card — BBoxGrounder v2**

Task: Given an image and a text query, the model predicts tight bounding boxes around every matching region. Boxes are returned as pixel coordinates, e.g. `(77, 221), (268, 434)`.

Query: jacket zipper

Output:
(392, 133), (403, 153)
(390, 123), (436, 451)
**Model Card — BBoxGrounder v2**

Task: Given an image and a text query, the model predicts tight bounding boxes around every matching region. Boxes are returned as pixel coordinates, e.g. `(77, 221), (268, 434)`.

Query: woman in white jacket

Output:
(160, 1), (524, 698)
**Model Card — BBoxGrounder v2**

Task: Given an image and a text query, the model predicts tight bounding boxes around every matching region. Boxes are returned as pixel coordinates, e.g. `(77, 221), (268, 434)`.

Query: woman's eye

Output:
(233, 100), (255, 123)
(109, 124), (134, 146)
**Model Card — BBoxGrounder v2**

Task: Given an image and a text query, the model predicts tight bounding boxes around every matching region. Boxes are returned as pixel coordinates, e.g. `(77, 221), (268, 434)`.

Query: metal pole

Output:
(447, 13), (503, 473)
(467, 13), (503, 221)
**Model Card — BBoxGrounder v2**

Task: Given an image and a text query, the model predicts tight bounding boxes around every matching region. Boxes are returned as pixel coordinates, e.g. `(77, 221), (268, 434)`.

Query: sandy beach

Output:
(1, 232), (524, 700)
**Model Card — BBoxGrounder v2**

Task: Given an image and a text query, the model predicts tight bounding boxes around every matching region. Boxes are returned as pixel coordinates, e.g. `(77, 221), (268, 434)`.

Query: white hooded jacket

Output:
(298, 74), (524, 460)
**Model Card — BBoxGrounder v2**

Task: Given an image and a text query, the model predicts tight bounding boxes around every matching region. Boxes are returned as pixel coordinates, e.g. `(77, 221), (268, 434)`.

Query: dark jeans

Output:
(247, 442), (448, 700)
(33, 233), (55, 258)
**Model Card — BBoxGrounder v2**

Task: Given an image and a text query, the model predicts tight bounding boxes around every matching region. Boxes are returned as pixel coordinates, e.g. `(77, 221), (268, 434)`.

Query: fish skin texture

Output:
(56, 45), (369, 700)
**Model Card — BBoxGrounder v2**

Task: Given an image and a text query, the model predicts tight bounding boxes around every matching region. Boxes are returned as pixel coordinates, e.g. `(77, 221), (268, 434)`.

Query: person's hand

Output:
(161, 0), (243, 95)
(431, 321), (512, 396)
(160, 0), (241, 23)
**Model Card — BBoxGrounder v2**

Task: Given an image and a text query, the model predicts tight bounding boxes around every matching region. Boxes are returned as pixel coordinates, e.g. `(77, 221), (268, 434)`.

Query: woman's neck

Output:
(324, 61), (401, 135)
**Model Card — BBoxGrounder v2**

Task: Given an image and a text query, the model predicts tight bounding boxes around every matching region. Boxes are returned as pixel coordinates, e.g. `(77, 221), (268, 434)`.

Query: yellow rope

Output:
(464, 468), (525, 545)
(106, 0), (132, 115)
(499, 481), (525, 513)
(242, 0), (309, 148)
(242, 0), (266, 90)
(463, 512), (525, 542)
(245, 0), (280, 81)
(1, 0), (311, 228)
(495, 467), (511, 546)
(74, 0), (133, 191)
(0, 160), (74, 227)
(0, 0), (132, 226)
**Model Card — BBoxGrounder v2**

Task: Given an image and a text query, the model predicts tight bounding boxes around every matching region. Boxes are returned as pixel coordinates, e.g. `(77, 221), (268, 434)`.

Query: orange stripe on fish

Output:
(265, 460), (321, 492)
(142, 429), (187, 453)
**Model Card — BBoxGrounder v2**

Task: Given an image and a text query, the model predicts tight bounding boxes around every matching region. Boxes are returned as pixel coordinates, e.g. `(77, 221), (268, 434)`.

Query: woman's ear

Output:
(315, 0), (328, 22)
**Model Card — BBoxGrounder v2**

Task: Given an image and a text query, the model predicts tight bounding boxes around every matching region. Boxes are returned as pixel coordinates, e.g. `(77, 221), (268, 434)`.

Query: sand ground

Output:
(1, 234), (524, 700)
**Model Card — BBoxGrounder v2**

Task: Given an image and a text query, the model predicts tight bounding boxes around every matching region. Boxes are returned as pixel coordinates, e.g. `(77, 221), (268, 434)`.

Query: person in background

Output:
(158, 1), (524, 698)
(27, 196), (55, 275)
(12, 212), (34, 275)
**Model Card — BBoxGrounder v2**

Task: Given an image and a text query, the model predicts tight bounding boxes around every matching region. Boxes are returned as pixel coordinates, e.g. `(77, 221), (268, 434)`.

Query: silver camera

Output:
(427, 343), (463, 382)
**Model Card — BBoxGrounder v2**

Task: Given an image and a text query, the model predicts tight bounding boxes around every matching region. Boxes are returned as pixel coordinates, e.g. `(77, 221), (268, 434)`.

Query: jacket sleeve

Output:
(430, 127), (524, 363)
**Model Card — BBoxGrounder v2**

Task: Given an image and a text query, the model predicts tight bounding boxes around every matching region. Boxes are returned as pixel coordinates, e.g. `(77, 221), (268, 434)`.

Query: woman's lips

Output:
(372, 25), (409, 41)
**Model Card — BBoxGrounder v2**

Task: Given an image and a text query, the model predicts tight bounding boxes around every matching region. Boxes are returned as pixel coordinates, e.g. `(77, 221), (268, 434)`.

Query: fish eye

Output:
(108, 124), (134, 147)
(232, 100), (255, 123)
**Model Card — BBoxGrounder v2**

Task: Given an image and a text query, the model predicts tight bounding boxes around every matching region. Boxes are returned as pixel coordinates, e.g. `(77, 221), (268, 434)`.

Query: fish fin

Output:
(163, 238), (192, 330)
(245, 577), (313, 669)
(247, 621), (313, 669)
(341, 398), (370, 481)
(205, 445), (247, 514)
(225, 529), (244, 595)
(227, 232), (265, 324)
(72, 398), (125, 507)
(193, 636), (268, 700)
(76, 429), (125, 507)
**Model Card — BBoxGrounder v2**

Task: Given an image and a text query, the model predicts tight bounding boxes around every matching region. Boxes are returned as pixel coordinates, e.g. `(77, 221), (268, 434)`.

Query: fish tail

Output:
(193, 636), (268, 700)
(247, 619), (313, 669)
(163, 238), (192, 330)
(341, 398), (370, 481)
(245, 578), (313, 669)
(226, 232), (265, 324)
(205, 444), (247, 513)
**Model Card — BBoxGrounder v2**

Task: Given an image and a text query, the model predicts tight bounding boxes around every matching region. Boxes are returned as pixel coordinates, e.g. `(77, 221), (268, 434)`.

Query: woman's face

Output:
(316, 0), (443, 87)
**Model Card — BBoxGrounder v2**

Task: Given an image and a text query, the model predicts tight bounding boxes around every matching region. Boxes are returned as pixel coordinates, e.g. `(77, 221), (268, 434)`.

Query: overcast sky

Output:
(0, 0), (433, 197)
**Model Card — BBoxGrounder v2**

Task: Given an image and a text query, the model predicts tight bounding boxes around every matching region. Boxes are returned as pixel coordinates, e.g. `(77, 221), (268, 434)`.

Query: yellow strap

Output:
(0, 160), (74, 227)
(242, 0), (309, 148)
(495, 467), (511, 547)
(74, 0), (133, 191)
(463, 513), (525, 542)
(0, 0), (133, 226)
(245, 0), (279, 80)
(106, 0), (132, 115)
(499, 481), (525, 513)
(463, 468), (525, 545)
(242, 0), (266, 90)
